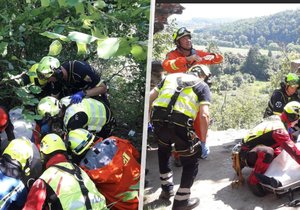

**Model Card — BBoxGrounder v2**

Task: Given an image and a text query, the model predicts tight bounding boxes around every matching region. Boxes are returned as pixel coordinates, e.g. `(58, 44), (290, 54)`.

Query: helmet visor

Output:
(36, 69), (52, 81)
(177, 27), (190, 37)
(73, 132), (94, 154)
(174, 27), (191, 42)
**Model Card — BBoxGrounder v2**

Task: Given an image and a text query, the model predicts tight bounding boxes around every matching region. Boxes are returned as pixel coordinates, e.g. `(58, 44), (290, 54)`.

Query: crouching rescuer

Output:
(231, 101), (300, 196)
(149, 65), (211, 210)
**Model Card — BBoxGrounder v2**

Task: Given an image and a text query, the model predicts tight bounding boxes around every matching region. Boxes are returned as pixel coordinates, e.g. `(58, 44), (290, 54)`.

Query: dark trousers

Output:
(242, 145), (274, 185)
(153, 121), (200, 202)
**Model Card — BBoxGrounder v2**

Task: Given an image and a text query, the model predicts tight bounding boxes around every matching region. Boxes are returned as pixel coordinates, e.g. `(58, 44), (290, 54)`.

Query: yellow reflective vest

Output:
(243, 115), (286, 143)
(64, 98), (107, 132)
(40, 162), (107, 210)
(153, 73), (201, 119)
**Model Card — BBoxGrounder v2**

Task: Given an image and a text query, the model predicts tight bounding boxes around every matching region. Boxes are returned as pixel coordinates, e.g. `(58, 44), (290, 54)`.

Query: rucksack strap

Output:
(164, 77), (200, 122)
(52, 163), (92, 210)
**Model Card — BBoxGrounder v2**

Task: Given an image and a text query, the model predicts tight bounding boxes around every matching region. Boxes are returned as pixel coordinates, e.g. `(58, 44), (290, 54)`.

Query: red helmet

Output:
(0, 107), (8, 132)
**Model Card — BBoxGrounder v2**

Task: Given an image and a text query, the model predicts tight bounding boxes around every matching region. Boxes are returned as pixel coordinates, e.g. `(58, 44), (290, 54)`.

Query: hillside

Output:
(189, 9), (300, 48)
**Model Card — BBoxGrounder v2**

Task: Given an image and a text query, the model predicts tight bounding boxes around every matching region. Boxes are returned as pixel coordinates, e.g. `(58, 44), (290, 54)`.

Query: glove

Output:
(70, 91), (85, 104)
(201, 141), (210, 159)
(203, 54), (215, 61)
(148, 122), (153, 133)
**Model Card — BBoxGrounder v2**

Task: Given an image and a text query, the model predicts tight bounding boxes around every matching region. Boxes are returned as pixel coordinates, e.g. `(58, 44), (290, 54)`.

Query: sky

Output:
(170, 4), (300, 21)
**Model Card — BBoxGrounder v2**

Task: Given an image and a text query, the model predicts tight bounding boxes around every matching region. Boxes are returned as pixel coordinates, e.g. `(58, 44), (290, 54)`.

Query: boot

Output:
(159, 190), (175, 200)
(172, 197), (200, 210)
(247, 181), (266, 197)
(255, 173), (282, 188)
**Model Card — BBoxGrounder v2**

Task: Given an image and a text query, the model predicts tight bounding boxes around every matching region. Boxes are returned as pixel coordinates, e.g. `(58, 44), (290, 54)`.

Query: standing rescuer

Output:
(149, 64), (211, 210)
(162, 27), (223, 74)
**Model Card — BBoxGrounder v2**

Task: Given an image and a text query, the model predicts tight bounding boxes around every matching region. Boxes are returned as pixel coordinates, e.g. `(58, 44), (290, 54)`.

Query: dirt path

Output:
(143, 129), (298, 210)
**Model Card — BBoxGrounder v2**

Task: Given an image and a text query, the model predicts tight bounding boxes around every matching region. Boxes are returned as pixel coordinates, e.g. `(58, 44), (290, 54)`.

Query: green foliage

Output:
(210, 81), (270, 130)
(0, 0), (150, 143)
(240, 46), (271, 80)
(152, 20), (177, 60)
(193, 9), (300, 48)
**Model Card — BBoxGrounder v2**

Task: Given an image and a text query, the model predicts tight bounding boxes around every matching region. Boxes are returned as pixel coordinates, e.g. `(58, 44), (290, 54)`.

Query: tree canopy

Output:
(0, 0), (150, 141)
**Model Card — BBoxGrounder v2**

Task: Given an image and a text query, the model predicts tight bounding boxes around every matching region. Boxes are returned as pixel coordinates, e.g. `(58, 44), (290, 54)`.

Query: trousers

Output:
(153, 121), (200, 204)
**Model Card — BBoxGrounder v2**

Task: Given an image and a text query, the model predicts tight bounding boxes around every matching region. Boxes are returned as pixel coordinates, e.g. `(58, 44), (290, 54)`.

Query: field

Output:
(195, 45), (282, 56)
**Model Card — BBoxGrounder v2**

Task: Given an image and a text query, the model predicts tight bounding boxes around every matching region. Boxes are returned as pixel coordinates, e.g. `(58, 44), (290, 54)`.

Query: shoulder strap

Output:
(52, 163), (92, 210)
(67, 61), (75, 83)
(165, 76), (200, 119)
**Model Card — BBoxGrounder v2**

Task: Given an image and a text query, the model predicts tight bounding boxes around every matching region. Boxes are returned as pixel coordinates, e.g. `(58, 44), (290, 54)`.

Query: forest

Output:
(0, 0), (150, 147)
(193, 9), (300, 51)
(153, 9), (300, 131)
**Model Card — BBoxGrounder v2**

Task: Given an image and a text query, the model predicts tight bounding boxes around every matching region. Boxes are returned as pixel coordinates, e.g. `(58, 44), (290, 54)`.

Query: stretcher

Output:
(260, 143), (300, 204)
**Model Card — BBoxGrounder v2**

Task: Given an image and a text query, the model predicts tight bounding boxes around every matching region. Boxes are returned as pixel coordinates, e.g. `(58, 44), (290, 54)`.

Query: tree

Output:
(0, 0), (150, 140)
(241, 46), (270, 80)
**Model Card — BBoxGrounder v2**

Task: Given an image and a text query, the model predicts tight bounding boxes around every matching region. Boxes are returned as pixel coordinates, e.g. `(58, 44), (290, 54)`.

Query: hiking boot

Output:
(255, 173), (282, 188)
(248, 182), (266, 197)
(159, 190), (175, 200)
(172, 197), (200, 210)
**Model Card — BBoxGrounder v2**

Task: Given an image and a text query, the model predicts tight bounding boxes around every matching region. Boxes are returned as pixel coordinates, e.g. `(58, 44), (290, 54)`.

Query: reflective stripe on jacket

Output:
(64, 98), (107, 132)
(243, 116), (286, 143)
(162, 49), (223, 73)
(40, 162), (106, 210)
(153, 73), (201, 119)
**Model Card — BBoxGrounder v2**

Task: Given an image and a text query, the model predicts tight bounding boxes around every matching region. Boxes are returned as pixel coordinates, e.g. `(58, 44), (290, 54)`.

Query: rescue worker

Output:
(149, 65), (212, 210)
(66, 128), (140, 210)
(235, 101), (300, 197)
(21, 63), (52, 98)
(36, 96), (64, 139)
(162, 27), (223, 74)
(0, 106), (15, 141)
(23, 133), (107, 210)
(162, 28), (223, 160)
(0, 138), (41, 209)
(264, 72), (300, 118)
(62, 97), (114, 139)
(35, 56), (109, 105)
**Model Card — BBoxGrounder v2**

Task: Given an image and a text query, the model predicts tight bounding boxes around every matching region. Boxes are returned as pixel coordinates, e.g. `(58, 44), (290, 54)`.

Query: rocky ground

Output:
(143, 129), (300, 210)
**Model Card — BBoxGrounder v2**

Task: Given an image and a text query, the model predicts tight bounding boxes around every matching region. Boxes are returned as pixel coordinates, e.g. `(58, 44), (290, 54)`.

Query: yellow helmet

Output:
(36, 56), (60, 80)
(29, 63), (48, 86)
(67, 128), (95, 155)
(173, 27), (191, 43)
(283, 101), (300, 122)
(40, 133), (66, 155)
(37, 96), (61, 118)
(3, 137), (33, 173)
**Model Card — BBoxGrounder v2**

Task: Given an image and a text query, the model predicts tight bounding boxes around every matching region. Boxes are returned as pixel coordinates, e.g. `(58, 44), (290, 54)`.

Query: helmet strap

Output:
(53, 68), (63, 81)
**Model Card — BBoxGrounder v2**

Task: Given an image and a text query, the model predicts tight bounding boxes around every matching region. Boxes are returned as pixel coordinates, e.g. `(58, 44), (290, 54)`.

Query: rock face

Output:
(154, 3), (184, 34)
(151, 4), (184, 88)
